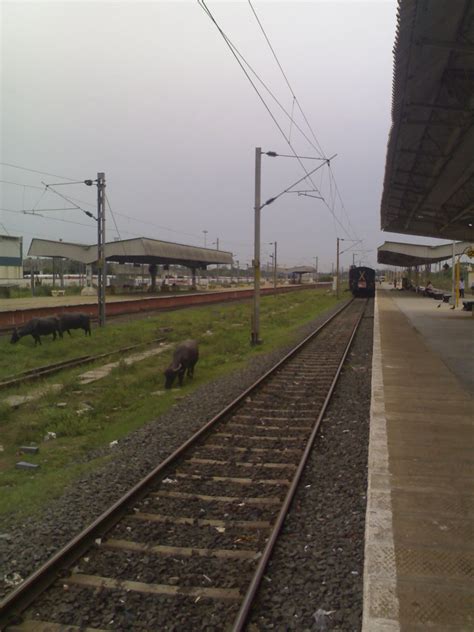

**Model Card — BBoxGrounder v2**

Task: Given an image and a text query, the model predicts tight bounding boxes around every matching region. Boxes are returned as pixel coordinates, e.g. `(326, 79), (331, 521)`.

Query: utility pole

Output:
(251, 147), (262, 345)
(59, 238), (64, 289)
(336, 237), (340, 299)
(97, 172), (106, 327)
(451, 241), (456, 308)
(313, 256), (318, 283)
(269, 241), (277, 290)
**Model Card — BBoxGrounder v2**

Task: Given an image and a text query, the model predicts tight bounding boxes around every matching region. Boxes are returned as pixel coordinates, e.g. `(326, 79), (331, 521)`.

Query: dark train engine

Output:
(349, 266), (375, 298)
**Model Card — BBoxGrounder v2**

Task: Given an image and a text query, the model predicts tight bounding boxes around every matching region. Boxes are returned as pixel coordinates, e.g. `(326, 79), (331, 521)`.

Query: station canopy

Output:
(28, 237), (233, 269)
(380, 0), (474, 243)
(286, 266), (315, 275)
(378, 240), (473, 267)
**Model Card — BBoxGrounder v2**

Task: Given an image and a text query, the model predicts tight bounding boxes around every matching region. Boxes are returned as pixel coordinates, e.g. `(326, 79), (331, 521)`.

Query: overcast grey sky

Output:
(1, 0), (448, 271)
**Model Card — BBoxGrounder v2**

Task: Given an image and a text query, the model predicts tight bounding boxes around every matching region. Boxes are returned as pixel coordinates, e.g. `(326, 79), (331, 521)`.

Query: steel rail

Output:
(232, 299), (367, 631)
(0, 337), (166, 390)
(0, 299), (353, 629)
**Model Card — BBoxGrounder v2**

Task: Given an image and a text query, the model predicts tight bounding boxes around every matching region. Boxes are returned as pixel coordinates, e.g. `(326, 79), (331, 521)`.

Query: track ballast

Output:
(1, 298), (367, 631)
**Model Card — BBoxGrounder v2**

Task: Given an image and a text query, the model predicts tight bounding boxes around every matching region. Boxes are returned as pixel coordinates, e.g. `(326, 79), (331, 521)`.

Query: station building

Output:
(0, 234), (23, 283)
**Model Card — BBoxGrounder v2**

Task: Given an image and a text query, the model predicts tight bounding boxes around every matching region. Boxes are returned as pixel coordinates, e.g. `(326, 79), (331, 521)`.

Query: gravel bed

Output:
(28, 583), (241, 630)
(0, 300), (348, 600)
(79, 548), (255, 589)
(140, 495), (278, 522)
(246, 302), (374, 631)
(108, 519), (268, 553)
(0, 300), (373, 632)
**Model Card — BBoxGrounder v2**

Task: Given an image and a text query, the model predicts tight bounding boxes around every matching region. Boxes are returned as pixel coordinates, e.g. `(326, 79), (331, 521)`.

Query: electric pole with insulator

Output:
(97, 172), (106, 326)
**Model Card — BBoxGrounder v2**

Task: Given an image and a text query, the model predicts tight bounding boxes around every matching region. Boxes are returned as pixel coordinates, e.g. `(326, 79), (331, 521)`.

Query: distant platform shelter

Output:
(28, 237), (233, 280)
(377, 240), (473, 268)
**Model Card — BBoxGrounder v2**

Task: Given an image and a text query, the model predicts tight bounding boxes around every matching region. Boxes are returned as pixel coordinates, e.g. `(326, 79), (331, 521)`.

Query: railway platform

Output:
(363, 290), (473, 631)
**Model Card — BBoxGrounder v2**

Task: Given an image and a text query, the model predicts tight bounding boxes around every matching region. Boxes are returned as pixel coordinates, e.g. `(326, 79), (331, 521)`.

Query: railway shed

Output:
(377, 240), (473, 269)
(379, 1), (474, 243)
(27, 237), (233, 289)
(365, 1), (474, 630)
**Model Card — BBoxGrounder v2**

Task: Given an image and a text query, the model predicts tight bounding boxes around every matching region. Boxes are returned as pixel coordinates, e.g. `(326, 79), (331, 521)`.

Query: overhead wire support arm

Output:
(296, 192), (324, 200)
(42, 181), (98, 221)
(261, 154), (337, 209)
(264, 152), (328, 160)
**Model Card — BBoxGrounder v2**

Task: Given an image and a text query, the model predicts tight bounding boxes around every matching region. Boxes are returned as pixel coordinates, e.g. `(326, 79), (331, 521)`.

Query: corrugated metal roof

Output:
(378, 240), (473, 266)
(381, 0), (474, 242)
(28, 237), (233, 267)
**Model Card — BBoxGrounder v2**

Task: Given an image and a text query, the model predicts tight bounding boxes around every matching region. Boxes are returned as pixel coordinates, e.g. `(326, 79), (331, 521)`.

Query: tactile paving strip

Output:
(391, 489), (474, 520)
(397, 579), (474, 628)
(396, 546), (474, 580)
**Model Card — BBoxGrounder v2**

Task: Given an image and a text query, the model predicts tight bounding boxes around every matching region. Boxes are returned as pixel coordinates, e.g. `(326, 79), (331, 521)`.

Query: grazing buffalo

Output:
(164, 339), (199, 389)
(10, 317), (61, 346)
(58, 312), (91, 337)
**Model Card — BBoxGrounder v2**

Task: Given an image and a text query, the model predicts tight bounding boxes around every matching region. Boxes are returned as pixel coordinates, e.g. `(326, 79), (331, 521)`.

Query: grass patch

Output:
(0, 289), (341, 522)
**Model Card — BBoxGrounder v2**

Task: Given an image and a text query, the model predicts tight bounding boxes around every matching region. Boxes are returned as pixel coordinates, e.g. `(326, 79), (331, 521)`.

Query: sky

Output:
(1, 0), (452, 272)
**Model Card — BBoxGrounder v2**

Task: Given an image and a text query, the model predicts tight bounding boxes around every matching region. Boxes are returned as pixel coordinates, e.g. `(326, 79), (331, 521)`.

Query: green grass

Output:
(0, 289), (341, 523)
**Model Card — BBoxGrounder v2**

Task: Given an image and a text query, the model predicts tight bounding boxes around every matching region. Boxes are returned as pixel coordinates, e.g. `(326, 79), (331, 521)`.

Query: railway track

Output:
(0, 298), (367, 631)
(0, 338), (166, 391)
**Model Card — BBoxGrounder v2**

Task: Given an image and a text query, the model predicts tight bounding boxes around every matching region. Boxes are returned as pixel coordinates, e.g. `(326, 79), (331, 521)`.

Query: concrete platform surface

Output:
(363, 291), (474, 632)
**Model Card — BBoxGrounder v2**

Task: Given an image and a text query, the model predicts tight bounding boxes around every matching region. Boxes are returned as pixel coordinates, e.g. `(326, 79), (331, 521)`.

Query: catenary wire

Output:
(199, 1), (354, 239)
(248, 0), (326, 157)
(0, 162), (79, 182)
(248, 0), (359, 241)
(199, 2), (324, 158)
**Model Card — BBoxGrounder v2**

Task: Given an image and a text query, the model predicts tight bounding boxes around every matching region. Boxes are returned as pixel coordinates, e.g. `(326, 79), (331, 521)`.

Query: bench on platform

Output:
(51, 289), (66, 297)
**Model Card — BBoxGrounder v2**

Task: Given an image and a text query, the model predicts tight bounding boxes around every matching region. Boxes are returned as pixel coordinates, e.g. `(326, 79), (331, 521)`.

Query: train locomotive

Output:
(349, 266), (376, 298)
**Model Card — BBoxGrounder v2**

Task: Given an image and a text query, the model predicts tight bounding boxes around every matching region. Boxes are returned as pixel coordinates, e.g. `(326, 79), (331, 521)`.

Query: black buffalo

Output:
(10, 317), (61, 346)
(164, 339), (199, 389)
(58, 312), (91, 337)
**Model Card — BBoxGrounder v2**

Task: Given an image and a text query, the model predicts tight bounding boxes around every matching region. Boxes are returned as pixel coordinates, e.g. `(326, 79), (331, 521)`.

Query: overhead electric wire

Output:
(104, 193), (128, 257)
(261, 157), (334, 209)
(199, 2), (324, 158)
(199, 1), (354, 240)
(0, 207), (98, 230)
(0, 180), (44, 190)
(0, 162), (79, 182)
(43, 183), (96, 221)
(248, 0), (326, 158)
(248, 0), (359, 241)
(2, 174), (213, 243)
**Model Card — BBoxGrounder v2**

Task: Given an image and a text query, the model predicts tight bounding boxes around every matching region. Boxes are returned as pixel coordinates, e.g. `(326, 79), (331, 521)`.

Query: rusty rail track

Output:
(0, 338), (166, 391)
(0, 298), (367, 631)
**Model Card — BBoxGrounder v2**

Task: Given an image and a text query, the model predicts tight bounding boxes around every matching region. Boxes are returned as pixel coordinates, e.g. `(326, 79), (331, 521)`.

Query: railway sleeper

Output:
(76, 546), (256, 592)
(143, 492), (280, 520)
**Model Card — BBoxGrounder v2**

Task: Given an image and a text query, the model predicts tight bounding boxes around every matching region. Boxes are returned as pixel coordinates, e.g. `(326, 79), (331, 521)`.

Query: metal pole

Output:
(455, 255), (460, 307)
(336, 237), (340, 298)
(451, 241), (455, 307)
(31, 259), (35, 296)
(252, 147), (262, 345)
(273, 241), (277, 290)
(97, 172), (106, 326)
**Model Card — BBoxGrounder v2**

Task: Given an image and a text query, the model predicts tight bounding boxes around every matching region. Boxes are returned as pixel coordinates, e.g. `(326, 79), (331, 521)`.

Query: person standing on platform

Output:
(459, 277), (465, 299)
